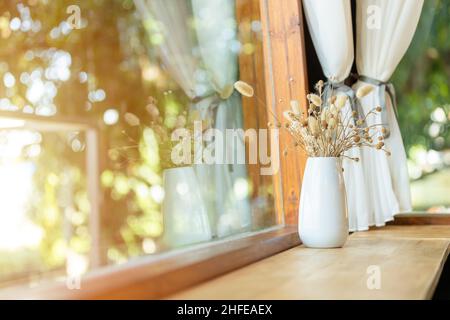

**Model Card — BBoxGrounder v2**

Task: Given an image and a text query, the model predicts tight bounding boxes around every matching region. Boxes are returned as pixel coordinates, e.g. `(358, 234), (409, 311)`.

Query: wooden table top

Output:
(171, 226), (450, 300)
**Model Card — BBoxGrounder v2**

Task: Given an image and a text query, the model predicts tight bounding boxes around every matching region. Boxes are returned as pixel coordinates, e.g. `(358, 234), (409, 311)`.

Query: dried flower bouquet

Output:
(280, 80), (390, 161)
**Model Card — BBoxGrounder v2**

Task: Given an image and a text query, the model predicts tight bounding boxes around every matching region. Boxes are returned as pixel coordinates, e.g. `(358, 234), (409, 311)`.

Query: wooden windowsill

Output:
(0, 226), (300, 299)
(389, 213), (450, 225)
(171, 225), (450, 300)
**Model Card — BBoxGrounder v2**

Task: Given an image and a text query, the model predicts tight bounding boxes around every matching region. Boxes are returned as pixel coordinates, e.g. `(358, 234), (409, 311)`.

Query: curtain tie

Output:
(191, 86), (236, 173)
(218, 84), (234, 100)
(323, 80), (366, 128)
(191, 92), (220, 104)
(358, 75), (398, 139)
(191, 84), (234, 105)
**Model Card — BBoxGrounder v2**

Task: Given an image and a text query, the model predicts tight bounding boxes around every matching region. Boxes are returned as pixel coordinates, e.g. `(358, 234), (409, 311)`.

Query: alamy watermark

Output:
(171, 121), (280, 176)
(366, 265), (381, 290)
(66, 275), (81, 290)
(366, 5), (381, 30)
(66, 5), (82, 30)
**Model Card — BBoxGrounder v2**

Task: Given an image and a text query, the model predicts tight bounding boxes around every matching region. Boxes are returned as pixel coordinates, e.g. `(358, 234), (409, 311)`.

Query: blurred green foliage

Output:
(393, 0), (450, 156)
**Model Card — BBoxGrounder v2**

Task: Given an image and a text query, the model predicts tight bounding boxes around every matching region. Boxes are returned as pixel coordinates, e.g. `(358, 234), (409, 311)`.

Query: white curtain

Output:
(302, 0), (353, 83)
(192, 0), (251, 237)
(354, 0), (424, 228)
(303, 0), (371, 231)
(134, 0), (251, 239)
(134, 0), (197, 99)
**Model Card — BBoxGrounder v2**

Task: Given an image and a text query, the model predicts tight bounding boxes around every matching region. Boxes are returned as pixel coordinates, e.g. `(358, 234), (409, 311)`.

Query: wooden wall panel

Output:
(260, 0), (309, 225)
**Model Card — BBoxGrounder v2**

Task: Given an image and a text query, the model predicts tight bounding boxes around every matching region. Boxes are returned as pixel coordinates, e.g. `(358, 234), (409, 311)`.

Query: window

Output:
(392, 0), (450, 214)
(0, 0), (295, 292)
(0, 114), (97, 287)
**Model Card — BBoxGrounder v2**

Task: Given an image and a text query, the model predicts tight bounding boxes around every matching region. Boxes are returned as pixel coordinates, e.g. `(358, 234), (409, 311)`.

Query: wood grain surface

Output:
(171, 226), (450, 300)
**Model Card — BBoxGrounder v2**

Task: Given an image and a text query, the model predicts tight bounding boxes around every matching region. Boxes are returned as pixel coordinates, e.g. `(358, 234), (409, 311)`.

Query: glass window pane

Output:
(0, 0), (279, 288)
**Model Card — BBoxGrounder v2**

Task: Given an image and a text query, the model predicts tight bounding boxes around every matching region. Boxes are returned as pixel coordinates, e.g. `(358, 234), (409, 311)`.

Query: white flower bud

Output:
(308, 116), (320, 136)
(356, 85), (374, 99)
(234, 80), (254, 97)
(124, 112), (140, 126)
(308, 94), (322, 107)
(335, 95), (348, 109)
(290, 100), (301, 115)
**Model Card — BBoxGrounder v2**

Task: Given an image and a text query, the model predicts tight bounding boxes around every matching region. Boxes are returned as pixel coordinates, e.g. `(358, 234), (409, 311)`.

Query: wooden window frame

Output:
(0, 0), (445, 300)
(0, 0), (308, 299)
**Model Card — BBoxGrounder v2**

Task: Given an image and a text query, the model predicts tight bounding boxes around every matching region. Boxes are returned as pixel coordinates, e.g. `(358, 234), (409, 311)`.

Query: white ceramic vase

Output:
(162, 166), (212, 247)
(298, 157), (349, 248)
